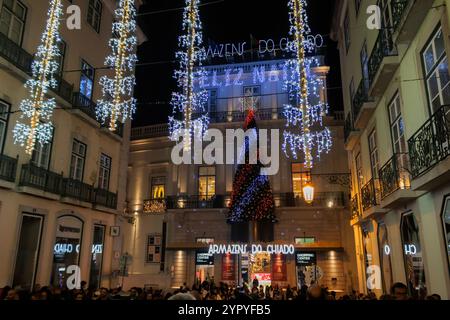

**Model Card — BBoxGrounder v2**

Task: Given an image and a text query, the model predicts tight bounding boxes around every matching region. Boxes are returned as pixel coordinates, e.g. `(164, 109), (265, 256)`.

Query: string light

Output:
(97, 0), (138, 131)
(13, 0), (63, 155)
(168, 0), (209, 151)
(283, 0), (332, 168)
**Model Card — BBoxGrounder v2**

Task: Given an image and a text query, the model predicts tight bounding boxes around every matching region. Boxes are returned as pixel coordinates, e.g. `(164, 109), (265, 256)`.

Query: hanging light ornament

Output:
(283, 0), (332, 168)
(169, 0), (209, 152)
(13, 0), (63, 155)
(97, 0), (138, 131)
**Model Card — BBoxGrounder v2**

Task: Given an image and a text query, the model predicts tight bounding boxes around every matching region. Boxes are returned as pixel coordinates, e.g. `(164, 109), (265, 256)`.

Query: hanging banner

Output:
(271, 254), (287, 282)
(222, 254), (236, 281)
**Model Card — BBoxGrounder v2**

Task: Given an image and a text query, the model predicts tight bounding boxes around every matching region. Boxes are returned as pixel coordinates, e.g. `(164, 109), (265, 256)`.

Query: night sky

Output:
(133, 0), (342, 127)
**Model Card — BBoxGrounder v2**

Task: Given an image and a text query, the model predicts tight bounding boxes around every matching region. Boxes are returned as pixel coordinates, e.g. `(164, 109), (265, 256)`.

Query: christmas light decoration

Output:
(97, 0), (138, 131)
(169, 0), (208, 151)
(283, 0), (332, 168)
(13, 0), (63, 155)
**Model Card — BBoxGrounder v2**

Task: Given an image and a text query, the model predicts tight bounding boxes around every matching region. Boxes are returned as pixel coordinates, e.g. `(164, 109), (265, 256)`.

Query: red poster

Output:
(222, 254), (235, 281)
(271, 254), (287, 281)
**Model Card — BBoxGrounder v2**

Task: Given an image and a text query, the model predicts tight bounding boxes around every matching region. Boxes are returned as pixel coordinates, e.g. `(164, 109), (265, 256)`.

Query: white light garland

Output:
(13, 0), (63, 155)
(169, 0), (209, 151)
(282, 0), (332, 168)
(97, 0), (138, 131)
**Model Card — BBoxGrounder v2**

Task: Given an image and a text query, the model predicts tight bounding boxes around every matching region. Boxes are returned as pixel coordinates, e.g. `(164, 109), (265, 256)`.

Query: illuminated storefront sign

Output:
(195, 250), (214, 266)
(208, 243), (295, 255)
(54, 243), (103, 254)
(295, 252), (316, 266)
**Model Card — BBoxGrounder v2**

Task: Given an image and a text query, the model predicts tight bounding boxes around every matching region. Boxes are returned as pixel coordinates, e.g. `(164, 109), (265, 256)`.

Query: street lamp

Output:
(303, 183), (315, 204)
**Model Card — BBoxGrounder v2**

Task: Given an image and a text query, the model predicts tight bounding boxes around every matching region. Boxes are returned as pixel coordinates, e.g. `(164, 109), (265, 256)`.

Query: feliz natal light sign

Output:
(207, 244), (295, 255)
(204, 35), (324, 59)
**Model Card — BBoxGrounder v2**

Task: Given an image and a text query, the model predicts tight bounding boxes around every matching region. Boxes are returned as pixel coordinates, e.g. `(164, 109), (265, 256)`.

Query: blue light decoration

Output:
(13, 0), (63, 155)
(169, 0), (209, 152)
(283, 0), (332, 168)
(96, 0), (138, 131)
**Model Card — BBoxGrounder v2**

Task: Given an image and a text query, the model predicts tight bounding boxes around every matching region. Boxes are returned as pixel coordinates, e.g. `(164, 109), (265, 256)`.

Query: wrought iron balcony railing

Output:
(391, 0), (411, 32)
(352, 79), (372, 122)
(165, 192), (346, 210)
(143, 198), (167, 213)
(379, 153), (411, 199)
(0, 154), (18, 182)
(61, 178), (95, 203)
(408, 104), (450, 178)
(19, 164), (62, 194)
(72, 92), (98, 121)
(361, 178), (380, 211)
(351, 194), (361, 220)
(368, 30), (398, 86)
(94, 188), (118, 209)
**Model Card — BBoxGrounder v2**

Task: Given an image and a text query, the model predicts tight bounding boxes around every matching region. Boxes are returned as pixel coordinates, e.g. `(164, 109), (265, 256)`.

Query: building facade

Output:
(332, 0), (450, 298)
(0, 0), (145, 290)
(124, 59), (358, 293)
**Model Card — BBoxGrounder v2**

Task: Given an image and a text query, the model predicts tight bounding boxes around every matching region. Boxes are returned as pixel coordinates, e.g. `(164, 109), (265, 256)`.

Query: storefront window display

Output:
(88, 224), (105, 289)
(295, 251), (317, 287)
(400, 212), (426, 297)
(377, 222), (393, 293)
(195, 249), (214, 284)
(442, 196), (450, 275)
(51, 215), (83, 288)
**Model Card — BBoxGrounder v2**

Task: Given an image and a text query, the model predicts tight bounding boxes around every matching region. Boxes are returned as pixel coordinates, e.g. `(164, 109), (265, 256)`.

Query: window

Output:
(0, 100), (10, 153)
(349, 77), (355, 111)
(355, 0), (362, 15)
(0, 0), (26, 45)
(80, 60), (95, 99)
(151, 176), (165, 199)
(368, 130), (380, 179)
(400, 212), (426, 297)
(243, 86), (260, 111)
(31, 127), (53, 169)
(208, 89), (217, 114)
(388, 93), (410, 188)
(69, 140), (86, 181)
(377, 222), (393, 293)
(360, 41), (369, 92)
(146, 233), (162, 263)
(198, 166), (215, 200)
(55, 39), (66, 76)
(98, 154), (111, 190)
(422, 26), (450, 114)
(442, 196), (450, 275)
(291, 163), (311, 196)
(87, 0), (102, 33)
(344, 9), (350, 53)
(355, 152), (364, 190)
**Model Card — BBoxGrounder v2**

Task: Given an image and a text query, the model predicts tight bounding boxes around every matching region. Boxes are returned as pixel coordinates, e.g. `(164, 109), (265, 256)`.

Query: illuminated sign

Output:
(54, 243), (103, 254)
(295, 252), (316, 266)
(207, 244), (295, 255)
(195, 250), (214, 266)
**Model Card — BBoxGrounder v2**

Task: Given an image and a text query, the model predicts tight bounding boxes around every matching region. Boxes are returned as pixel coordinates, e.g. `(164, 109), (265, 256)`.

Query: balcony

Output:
(0, 154), (18, 183)
(131, 124), (169, 140)
(344, 112), (360, 151)
(61, 178), (95, 203)
(165, 192), (346, 210)
(391, 0), (434, 44)
(352, 80), (376, 129)
(367, 31), (399, 97)
(72, 92), (98, 122)
(350, 194), (362, 225)
(408, 104), (450, 190)
(0, 31), (73, 103)
(19, 164), (62, 195)
(94, 188), (118, 209)
(361, 179), (388, 218)
(143, 198), (167, 213)
(379, 153), (416, 208)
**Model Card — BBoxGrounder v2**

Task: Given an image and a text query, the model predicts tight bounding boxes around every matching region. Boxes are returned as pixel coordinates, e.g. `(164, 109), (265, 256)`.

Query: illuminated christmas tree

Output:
(97, 0), (138, 131)
(168, 0), (209, 152)
(282, 0), (332, 168)
(228, 109), (276, 242)
(13, 0), (63, 155)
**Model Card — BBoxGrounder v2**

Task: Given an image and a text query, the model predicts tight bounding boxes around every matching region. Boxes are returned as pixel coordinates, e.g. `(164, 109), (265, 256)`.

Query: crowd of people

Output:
(0, 280), (442, 301)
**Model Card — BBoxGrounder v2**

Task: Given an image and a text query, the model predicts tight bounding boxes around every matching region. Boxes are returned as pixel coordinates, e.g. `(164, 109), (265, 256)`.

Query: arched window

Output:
(400, 212), (426, 297)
